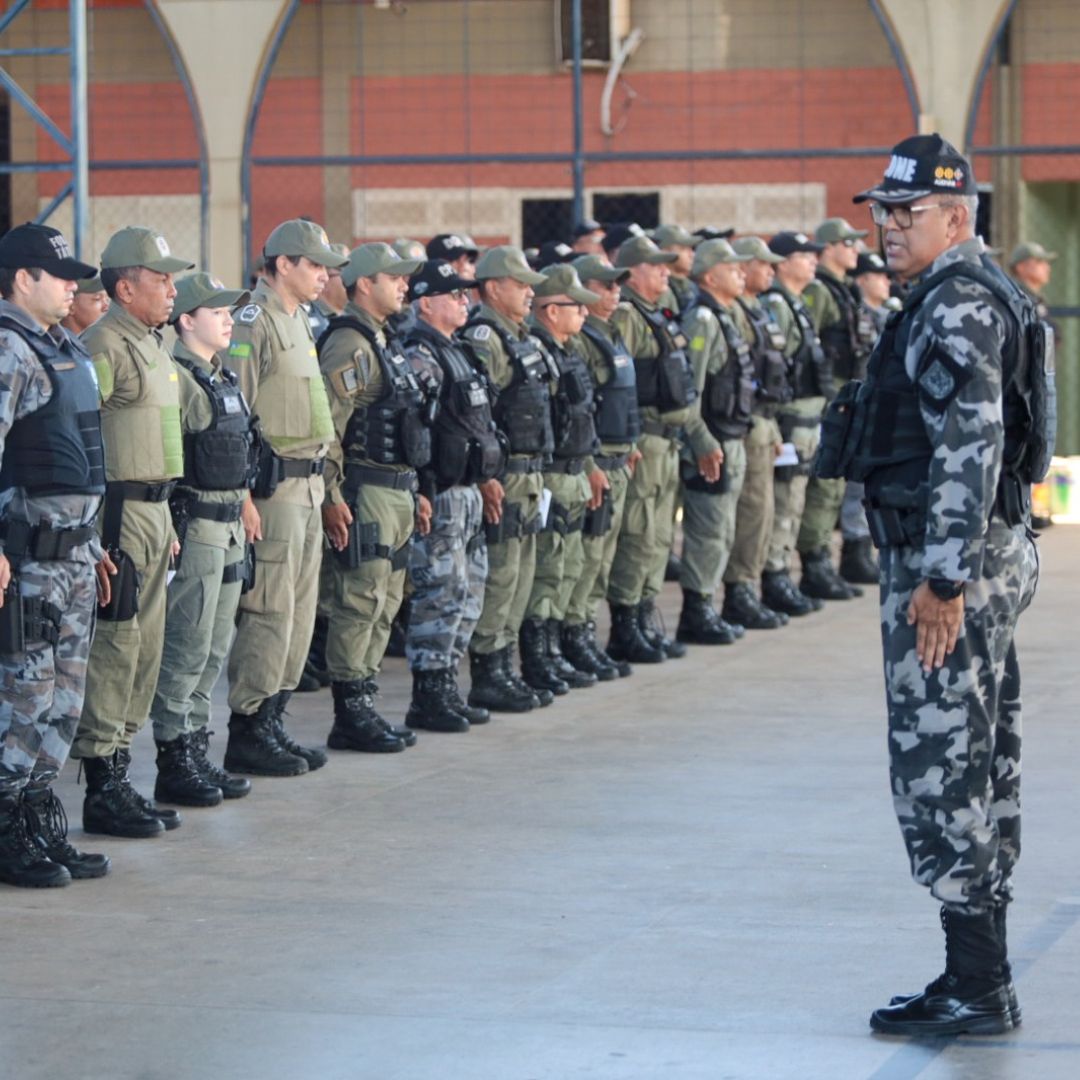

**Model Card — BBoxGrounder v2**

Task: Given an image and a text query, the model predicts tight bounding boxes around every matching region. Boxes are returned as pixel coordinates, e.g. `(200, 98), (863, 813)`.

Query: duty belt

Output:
(111, 480), (177, 502)
(279, 457), (326, 478)
(0, 520), (97, 561)
(186, 499), (243, 523)
(503, 455), (545, 474)
(783, 414), (820, 430)
(546, 456), (587, 475)
(594, 452), (630, 471)
(344, 464), (418, 493)
(640, 418), (682, 440)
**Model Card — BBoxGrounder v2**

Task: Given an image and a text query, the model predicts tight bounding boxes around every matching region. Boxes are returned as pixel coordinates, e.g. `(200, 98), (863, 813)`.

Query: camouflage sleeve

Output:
(0, 335), (50, 478)
(224, 316), (270, 414)
(906, 278), (1010, 582)
(681, 307), (722, 457)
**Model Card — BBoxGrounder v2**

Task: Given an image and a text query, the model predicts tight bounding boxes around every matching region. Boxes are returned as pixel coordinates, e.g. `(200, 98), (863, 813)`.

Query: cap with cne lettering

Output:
(854, 133), (977, 205)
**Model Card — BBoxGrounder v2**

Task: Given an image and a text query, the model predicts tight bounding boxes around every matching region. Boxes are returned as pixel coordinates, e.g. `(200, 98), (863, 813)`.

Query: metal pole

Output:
(69, 0), (89, 259)
(570, 0), (585, 226)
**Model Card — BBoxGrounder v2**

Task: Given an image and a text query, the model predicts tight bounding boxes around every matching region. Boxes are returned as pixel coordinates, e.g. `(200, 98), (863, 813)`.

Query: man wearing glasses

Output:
(827, 134), (1043, 1036)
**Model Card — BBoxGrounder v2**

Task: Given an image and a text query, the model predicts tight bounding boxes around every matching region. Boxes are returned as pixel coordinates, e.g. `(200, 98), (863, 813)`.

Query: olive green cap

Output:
(1009, 241), (1058, 266)
(732, 236), (785, 264)
(571, 254), (629, 286)
(263, 219), (349, 268)
(815, 217), (869, 244)
(691, 239), (752, 278)
(614, 235), (679, 269)
(76, 274), (105, 294)
(652, 224), (702, 248)
(474, 244), (546, 285)
(100, 227), (195, 273)
(533, 264), (601, 304)
(342, 242), (423, 288)
(171, 272), (251, 321)
(392, 237), (426, 261)
(328, 242), (350, 262)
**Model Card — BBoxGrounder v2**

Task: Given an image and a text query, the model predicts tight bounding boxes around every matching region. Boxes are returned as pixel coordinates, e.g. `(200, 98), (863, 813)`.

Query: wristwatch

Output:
(928, 577), (965, 601)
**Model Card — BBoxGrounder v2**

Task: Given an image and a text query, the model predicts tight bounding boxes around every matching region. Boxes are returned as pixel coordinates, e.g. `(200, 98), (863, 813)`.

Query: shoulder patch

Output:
(235, 304), (261, 325)
(227, 342), (252, 359)
(469, 325), (491, 342)
(917, 340), (972, 413)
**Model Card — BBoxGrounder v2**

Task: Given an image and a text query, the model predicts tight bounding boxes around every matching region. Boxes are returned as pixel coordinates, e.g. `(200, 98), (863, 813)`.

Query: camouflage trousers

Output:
(405, 485), (487, 672)
(0, 558), (96, 793)
(879, 521), (1038, 913)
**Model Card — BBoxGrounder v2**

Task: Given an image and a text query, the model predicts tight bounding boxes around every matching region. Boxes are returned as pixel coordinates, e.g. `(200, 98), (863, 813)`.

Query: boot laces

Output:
(27, 790), (81, 862)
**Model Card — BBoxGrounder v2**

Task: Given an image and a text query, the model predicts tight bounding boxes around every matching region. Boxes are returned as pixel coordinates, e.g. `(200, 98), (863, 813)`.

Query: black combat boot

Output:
(761, 569), (821, 616)
(840, 536), (880, 586)
(546, 619), (597, 688)
(23, 784), (109, 879)
(721, 582), (787, 630)
(638, 598), (687, 658)
(467, 650), (536, 714)
(0, 790), (72, 887)
(405, 670), (470, 733)
(188, 728), (251, 799)
(676, 590), (742, 645)
(442, 668), (490, 724)
(800, 547), (861, 600)
(82, 753), (166, 838)
(561, 622), (617, 681)
(298, 614), (331, 692)
(871, 907), (1016, 1036)
(115, 748), (181, 830)
(502, 644), (553, 706)
(224, 699), (309, 777)
(364, 679), (417, 746)
(154, 735), (224, 807)
(519, 619), (570, 696)
(327, 680), (407, 753)
(587, 619), (631, 677)
(606, 602), (665, 664)
(270, 691), (328, 770)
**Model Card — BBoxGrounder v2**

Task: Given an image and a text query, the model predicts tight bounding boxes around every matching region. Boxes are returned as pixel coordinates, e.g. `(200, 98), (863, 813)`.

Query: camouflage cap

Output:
(691, 239), (752, 278)
(1009, 241), (1058, 266)
(533, 264), (601, 305)
(571, 253), (629, 285)
(76, 274), (105, 294)
(815, 217), (869, 244)
(100, 226), (195, 273)
(653, 224), (702, 248)
(615, 235), (679, 269)
(474, 245), (546, 285)
(342, 242), (424, 288)
(171, 272), (251, 321)
(392, 237), (426, 261)
(732, 236), (785, 263)
(263, 219), (349, 268)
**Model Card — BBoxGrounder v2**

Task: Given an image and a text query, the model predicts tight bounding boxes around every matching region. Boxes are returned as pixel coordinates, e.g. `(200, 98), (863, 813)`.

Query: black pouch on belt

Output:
(0, 581), (25, 654)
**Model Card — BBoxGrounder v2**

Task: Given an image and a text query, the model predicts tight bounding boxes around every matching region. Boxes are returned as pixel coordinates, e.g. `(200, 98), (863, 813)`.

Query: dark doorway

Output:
(592, 191), (660, 231)
(521, 197), (574, 249)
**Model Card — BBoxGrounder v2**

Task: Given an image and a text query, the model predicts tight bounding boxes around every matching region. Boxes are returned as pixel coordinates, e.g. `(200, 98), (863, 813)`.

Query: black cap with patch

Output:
(0, 223), (97, 280)
(854, 133), (977, 205)
(426, 233), (479, 261)
(572, 218), (603, 238)
(854, 251), (894, 277)
(407, 258), (474, 302)
(537, 240), (575, 266)
(768, 231), (824, 257)
(601, 222), (646, 256)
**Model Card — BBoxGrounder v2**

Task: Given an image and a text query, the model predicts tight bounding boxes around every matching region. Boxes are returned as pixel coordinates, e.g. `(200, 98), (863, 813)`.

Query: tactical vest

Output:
(319, 315), (431, 469)
(466, 316), (554, 456)
(736, 297), (792, 407)
(763, 287), (831, 400)
(405, 322), (504, 487)
(815, 271), (875, 382)
(173, 354), (257, 491)
(579, 321), (641, 443)
(627, 299), (697, 412)
(0, 318), (105, 497)
(246, 303), (334, 455)
(691, 294), (755, 439)
(533, 329), (599, 461)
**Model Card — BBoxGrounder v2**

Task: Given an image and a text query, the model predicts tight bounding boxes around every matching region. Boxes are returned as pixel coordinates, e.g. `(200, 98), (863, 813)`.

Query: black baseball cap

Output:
(768, 231), (824, 257)
(407, 258), (474, 302)
(854, 133), (977, 205)
(0, 223), (96, 280)
(854, 251), (893, 277)
(693, 225), (736, 241)
(601, 222), (646, 255)
(572, 218), (604, 238)
(537, 240), (575, 266)
(426, 233), (479, 261)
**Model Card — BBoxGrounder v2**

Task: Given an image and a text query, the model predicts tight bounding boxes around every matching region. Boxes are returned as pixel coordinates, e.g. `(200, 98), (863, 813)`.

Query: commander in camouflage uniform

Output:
(833, 135), (1040, 1036)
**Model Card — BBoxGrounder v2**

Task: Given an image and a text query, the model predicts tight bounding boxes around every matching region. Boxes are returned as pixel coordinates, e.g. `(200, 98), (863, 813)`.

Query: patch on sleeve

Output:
(469, 325), (491, 342)
(916, 340), (972, 413)
(235, 304), (261, 325)
(690, 335), (706, 351)
(227, 342), (252, 359)
(331, 365), (359, 398)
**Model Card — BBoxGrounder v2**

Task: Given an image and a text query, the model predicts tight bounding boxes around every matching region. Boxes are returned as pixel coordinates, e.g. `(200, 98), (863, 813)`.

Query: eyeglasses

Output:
(869, 201), (947, 229)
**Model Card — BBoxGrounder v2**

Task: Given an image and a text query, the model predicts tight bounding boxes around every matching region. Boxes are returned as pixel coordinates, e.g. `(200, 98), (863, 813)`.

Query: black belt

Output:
(546, 456), (587, 475)
(504, 456), (545, 474)
(344, 464), (418, 492)
(0, 521), (97, 561)
(112, 480), (177, 502)
(279, 457), (326, 478)
(783, 414), (821, 429)
(641, 419), (682, 440)
(594, 452), (630, 471)
(187, 500), (243, 523)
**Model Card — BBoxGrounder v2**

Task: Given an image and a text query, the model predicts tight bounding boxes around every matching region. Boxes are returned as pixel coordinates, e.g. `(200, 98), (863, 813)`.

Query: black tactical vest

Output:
(404, 321), (505, 487)
(627, 299), (698, 412)
(0, 317), (105, 497)
(691, 294), (755, 440)
(532, 326), (600, 461)
(736, 297), (792, 407)
(465, 316), (554, 456)
(579, 321), (641, 443)
(763, 286), (832, 400)
(319, 315), (432, 469)
(173, 355), (257, 491)
(815, 270), (875, 382)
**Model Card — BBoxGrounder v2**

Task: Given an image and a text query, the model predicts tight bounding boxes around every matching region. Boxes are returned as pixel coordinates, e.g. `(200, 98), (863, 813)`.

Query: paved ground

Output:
(3, 526), (1079, 1080)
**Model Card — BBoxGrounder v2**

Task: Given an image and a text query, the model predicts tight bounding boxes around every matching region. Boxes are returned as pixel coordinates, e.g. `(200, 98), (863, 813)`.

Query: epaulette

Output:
(234, 303), (262, 325)
(466, 324), (492, 342)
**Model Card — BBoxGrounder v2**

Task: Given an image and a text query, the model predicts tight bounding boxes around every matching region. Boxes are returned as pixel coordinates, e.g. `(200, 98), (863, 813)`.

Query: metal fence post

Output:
(69, 0), (88, 259)
(571, 0), (585, 227)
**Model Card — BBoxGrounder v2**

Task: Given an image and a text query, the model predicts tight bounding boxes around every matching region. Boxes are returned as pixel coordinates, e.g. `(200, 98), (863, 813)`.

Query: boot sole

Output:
(154, 789), (224, 808)
(326, 735), (406, 753)
(82, 819), (164, 839)
(0, 870), (72, 888)
(223, 759), (308, 777)
(63, 859), (111, 880)
(870, 1011), (1014, 1036)
(468, 696), (533, 714)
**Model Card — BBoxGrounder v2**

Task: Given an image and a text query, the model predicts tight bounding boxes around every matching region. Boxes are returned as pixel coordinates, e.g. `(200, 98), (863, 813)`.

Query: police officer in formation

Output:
(62, 273), (109, 336)
(817, 134), (1045, 1035)
(0, 224), (109, 887)
(653, 224), (700, 315)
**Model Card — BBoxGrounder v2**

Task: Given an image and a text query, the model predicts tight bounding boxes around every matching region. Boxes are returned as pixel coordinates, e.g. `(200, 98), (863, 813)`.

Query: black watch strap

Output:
(928, 577), (964, 600)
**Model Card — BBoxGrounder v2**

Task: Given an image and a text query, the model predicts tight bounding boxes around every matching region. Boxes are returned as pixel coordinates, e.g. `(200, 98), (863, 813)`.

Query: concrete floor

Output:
(3, 527), (1079, 1080)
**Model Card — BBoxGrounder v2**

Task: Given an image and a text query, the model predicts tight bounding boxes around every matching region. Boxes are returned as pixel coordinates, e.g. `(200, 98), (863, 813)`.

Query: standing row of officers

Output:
(0, 207), (984, 888)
